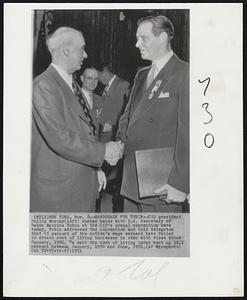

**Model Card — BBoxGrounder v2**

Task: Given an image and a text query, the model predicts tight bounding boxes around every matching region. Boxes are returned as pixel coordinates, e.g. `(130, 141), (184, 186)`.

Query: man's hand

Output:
(105, 141), (124, 166)
(102, 122), (112, 133)
(154, 184), (187, 204)
(97, 169), (107, 192)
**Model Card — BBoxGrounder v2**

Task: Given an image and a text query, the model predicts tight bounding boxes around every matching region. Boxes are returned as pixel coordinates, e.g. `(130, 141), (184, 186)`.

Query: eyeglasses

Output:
(84, 76), (99, 81)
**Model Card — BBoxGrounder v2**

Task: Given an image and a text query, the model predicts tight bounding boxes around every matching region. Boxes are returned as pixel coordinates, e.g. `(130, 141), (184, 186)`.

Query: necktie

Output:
(146, 64), (157, 89)
(72, 79), (96, 136)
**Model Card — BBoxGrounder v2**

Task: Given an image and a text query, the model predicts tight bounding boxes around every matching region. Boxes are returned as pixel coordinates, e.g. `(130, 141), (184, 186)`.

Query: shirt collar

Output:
(51, 63), (73, 91)
(81, 87), (93, 109)
(81, 87), (92, 97)
(153, 50), (174, 72)
(107, 74), (117, 90)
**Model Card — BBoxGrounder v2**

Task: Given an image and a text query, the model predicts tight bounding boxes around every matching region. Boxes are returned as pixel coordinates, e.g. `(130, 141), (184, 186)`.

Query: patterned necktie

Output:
(146, 64), (157, 89)
(72, 79), (96, 136)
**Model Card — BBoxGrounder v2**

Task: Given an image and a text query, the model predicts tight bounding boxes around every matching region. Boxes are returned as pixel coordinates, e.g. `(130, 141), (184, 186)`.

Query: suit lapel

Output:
(49, 65), (92, 126)
(127, 67), (149, 121)
(128, 54), (178, 127)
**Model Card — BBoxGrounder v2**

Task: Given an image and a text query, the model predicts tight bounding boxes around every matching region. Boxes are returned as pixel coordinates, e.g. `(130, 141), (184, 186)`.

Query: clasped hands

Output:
(105, 141), (124, 166)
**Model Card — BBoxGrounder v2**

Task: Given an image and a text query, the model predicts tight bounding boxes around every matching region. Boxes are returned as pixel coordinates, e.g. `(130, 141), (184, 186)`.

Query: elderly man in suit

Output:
(117, 15), (189, 212)
(30, 27), (123, 212)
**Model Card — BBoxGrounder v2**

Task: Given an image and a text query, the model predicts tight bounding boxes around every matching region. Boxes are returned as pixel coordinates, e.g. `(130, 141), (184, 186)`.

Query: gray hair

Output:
(137, 15), (174, 40)
(46, 27), (83, 54)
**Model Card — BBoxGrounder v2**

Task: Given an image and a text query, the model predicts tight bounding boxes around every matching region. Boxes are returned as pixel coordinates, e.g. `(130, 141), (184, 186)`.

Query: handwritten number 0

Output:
(204, 133), (215, 148)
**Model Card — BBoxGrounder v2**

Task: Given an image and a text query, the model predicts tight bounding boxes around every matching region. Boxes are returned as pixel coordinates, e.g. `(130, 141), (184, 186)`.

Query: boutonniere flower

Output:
(148, 80), (162, 100)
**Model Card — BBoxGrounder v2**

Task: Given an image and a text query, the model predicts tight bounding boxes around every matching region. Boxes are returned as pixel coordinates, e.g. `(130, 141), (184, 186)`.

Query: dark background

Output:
(33, 9), (189, 84)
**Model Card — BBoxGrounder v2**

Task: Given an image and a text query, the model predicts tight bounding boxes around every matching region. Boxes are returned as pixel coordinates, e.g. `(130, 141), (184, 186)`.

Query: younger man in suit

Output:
(117, 15), (189, 212)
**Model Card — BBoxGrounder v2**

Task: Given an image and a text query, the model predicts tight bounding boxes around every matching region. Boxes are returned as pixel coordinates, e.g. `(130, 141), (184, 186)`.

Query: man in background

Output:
(31, 27), (123, 213)
(117, 15), (189, 212)
(97, 63), (130, 142)
(80, 66), (103, 134)
(95, 63), (130, 212)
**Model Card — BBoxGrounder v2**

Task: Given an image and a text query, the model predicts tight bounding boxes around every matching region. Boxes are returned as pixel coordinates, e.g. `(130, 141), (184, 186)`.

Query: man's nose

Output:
(83, 50), (88, 59)
(136, 38), (141, 48)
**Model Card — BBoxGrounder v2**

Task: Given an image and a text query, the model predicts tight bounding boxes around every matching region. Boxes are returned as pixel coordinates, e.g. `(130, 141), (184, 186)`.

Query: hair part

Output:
(137, 15), (174, 40)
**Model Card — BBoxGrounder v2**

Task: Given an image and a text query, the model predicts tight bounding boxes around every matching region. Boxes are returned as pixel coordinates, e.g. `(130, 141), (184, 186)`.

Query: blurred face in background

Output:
(81, 68), (99, 92)
(99, 68), (111, 85)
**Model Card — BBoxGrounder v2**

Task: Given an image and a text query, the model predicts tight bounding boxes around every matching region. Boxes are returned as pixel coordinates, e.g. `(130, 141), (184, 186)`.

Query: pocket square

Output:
(158, 91), (170, 98)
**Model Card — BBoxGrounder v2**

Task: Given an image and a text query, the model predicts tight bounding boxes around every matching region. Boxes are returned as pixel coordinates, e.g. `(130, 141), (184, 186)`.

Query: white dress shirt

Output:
(105, 74), (116, 92)
(51, 63), (73, 92)
(150, 50), (174, 79)
(81, 87), (93, 109)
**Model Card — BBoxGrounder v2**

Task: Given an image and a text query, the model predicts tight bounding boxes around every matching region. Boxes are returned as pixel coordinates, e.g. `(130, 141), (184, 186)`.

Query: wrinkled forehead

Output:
(72, 32), (85, 47)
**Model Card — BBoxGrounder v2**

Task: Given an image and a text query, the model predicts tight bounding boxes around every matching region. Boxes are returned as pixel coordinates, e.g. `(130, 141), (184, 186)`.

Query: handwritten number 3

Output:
(202, 103), (213, 124)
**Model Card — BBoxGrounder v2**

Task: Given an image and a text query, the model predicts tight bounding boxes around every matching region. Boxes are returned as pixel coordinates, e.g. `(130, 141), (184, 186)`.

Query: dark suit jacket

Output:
(95, 76), (130, 143)
(30, 65), (105, 212)
(117, 54), (189, 207)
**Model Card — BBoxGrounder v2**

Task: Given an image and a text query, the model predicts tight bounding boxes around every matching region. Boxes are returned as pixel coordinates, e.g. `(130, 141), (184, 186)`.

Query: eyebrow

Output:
(136, 34), (147, 39)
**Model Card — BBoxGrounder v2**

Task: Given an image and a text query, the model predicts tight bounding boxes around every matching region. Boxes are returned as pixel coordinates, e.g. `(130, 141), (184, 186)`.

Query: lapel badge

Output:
(158, 91), (170, 98)
(95, 107), (102, 118)
(148, 80), (162, 100)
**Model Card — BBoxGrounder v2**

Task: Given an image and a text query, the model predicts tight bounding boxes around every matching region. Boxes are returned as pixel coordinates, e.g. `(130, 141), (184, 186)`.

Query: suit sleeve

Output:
(118, 81), (131, 118)
(168, 71), (189, 194)
(33, 80), (106, 168)
(116, 74), (139, 142)
(116, 87), (132, 143)
(124, 81), (130, 97)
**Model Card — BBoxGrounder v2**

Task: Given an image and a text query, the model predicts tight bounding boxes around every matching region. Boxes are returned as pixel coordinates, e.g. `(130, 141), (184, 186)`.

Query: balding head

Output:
(46, 27), (88, 74)
(81, 67), (99, 92)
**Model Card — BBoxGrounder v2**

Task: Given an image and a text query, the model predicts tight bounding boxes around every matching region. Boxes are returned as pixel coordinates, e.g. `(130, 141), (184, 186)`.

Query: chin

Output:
(140, 52), (149, 60)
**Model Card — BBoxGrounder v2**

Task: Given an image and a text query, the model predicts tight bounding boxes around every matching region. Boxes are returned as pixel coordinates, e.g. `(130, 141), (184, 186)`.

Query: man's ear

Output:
(159, 31), (168, 43)
(80, 75), (84, 82)
(62, 43), (71, 57)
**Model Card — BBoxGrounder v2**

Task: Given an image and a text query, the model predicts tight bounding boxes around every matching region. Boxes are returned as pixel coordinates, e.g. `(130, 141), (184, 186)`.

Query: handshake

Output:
(105, 141), (124, 166)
